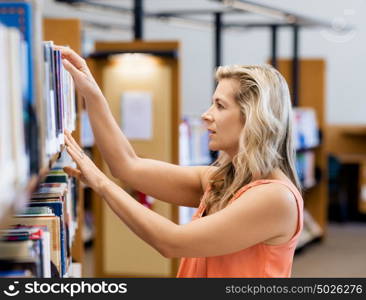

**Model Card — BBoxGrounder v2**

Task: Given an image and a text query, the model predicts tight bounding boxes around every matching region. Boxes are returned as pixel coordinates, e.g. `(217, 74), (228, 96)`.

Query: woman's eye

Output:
(216, 102), (224, 109)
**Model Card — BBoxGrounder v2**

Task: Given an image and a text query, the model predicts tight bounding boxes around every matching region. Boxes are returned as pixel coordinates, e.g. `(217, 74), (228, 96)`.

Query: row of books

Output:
(0, 23), (29, 222)
(0, 1), (76, 218)
(0, 152), (79, 278)
(43, 40), (76, 156)
(0, 0), (42, 175)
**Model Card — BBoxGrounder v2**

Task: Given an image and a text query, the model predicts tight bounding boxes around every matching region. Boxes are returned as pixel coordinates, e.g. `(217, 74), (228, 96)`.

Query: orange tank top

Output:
(176, 179), (304, 278)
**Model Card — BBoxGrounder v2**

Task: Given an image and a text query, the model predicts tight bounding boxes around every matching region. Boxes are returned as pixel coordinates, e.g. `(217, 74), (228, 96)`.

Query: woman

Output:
(58, 46), (303, 278)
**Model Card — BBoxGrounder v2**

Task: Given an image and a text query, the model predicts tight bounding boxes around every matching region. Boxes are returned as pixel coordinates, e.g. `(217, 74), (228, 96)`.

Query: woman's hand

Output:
(63, 130), (110, 195)
(54, 45), (103, 100)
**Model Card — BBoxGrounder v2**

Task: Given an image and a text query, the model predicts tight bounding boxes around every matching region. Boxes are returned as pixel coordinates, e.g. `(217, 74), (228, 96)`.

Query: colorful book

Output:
(9, 216), (61, 277)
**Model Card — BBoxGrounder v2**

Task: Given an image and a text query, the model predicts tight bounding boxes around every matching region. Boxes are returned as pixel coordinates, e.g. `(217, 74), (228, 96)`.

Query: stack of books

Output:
(0, 154), (79, 278)
(0, 0), (80, 278)
(0, 227), (50, 278)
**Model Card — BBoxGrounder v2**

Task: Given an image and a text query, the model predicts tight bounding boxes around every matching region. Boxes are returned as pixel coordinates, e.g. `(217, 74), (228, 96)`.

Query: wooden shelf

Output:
(43, 17), (84, 268)
(90, 41), (180, 278)
(336, 153), (366, 164)
(341, 126), (366, 137)
(277, 58), (328, 234)
(0, 17), (84, 278)
(325, 126), (366, 216)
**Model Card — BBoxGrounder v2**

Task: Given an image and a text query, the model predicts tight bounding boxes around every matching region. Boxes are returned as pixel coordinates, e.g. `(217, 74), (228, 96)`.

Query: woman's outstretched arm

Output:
(64, 133), (298, 258)
(58, 46), (211, 207)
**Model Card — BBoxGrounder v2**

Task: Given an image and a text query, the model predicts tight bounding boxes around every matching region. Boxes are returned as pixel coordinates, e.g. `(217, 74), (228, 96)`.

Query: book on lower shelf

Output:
(0, 227), (50, 278)
(0, 152), (80, 278)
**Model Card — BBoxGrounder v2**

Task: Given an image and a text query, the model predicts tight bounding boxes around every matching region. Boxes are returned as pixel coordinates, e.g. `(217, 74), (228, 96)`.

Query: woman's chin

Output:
(208, 143), (219, 152)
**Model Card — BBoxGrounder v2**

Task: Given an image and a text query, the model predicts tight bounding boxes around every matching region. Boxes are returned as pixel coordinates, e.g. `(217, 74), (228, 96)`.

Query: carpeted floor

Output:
(292, 222), (366, 277)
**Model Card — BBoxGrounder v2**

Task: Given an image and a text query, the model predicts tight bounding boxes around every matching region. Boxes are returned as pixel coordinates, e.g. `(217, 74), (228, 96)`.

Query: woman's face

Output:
(201, 78), (244, 158)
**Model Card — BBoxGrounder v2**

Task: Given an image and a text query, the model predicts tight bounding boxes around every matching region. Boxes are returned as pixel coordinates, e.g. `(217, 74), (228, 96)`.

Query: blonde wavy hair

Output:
(204, 64), (301, 214)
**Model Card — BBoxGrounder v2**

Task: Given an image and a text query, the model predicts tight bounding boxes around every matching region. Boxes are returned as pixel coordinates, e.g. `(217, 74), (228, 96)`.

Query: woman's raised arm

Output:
(58, 46), (211, 207)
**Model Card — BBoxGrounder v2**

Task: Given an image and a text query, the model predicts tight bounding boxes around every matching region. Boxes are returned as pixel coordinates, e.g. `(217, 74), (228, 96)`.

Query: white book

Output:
(70, 262), (82, 278)
(43, 40), (58, 156)
(0, 25), (16, 214)
(49, 92), (58, 155)
(8, 28), (29, 190)
(41, 231), (52, 278)
(32, 0), (47, 170)
(43, 44), (52, 157)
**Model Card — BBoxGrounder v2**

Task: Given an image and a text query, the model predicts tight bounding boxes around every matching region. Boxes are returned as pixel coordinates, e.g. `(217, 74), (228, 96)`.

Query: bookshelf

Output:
(42, 18), (84, 272)
(0, 9), (84, 277)
(87, 41), (180, 277)
(325, 125), (366, 215)
(276, 59), (328, 240)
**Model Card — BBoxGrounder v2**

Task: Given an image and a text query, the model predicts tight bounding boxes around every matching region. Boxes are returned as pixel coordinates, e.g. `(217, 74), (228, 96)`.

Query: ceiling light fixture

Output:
(222, 0), (296, 23)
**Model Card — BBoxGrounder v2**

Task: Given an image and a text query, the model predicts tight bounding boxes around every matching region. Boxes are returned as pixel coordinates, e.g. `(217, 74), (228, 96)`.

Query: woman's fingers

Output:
(65, 131), (84, 154)
(62, 59), (83, 81)
(64, 134), (78, 154)
(65, 144), (83, 168)
(63, 166), (82, 179)
(65, 139), (107, 194)
(54, 45), (86, 70)
(64, 130), (83, 152)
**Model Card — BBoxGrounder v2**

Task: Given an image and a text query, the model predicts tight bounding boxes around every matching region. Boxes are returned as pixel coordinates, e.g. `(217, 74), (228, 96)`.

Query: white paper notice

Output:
(121, 91), (153, 140)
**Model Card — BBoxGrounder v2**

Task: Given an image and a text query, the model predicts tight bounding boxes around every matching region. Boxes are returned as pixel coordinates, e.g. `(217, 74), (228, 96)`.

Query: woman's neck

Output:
(267, 168), (289, 182)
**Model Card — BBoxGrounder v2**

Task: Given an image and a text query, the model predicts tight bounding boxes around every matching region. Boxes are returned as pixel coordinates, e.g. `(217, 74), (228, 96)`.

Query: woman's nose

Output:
(201, 111), (213, 122)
